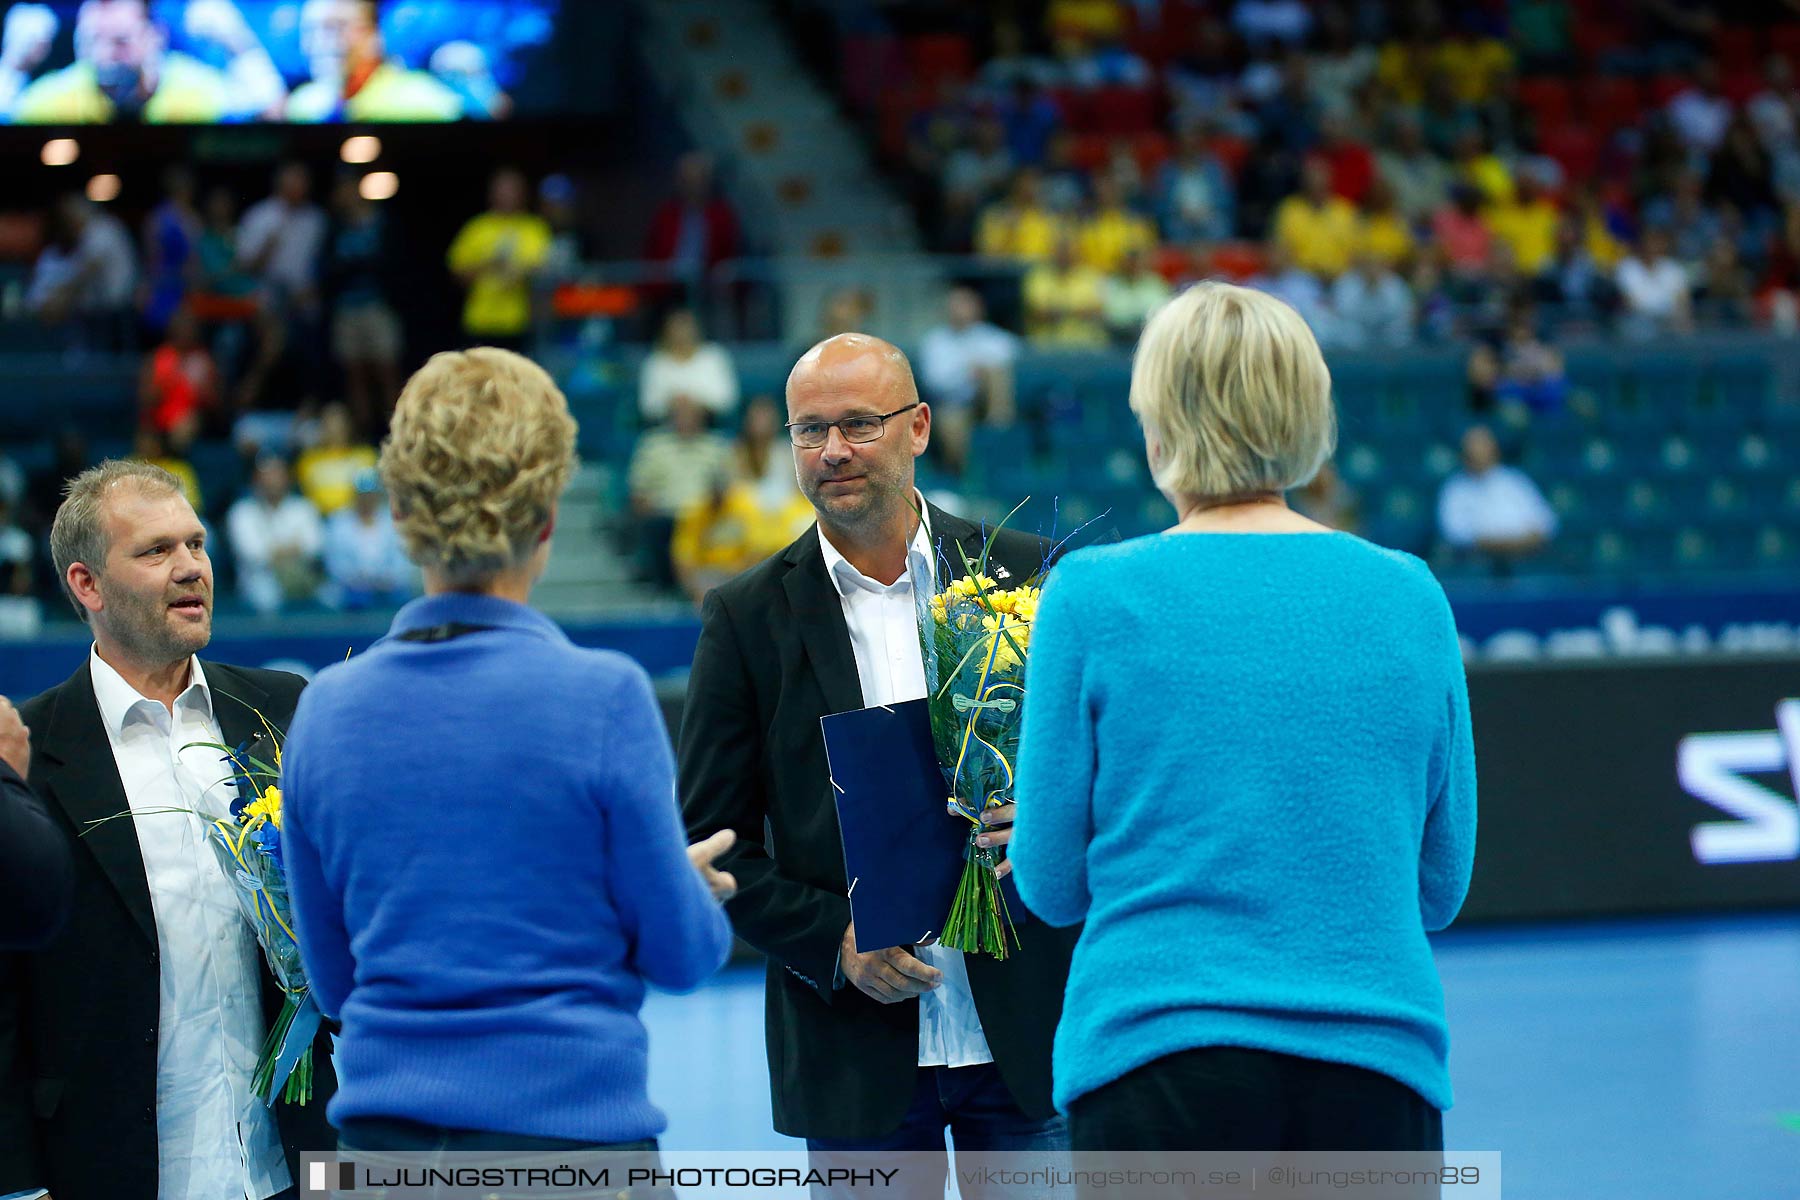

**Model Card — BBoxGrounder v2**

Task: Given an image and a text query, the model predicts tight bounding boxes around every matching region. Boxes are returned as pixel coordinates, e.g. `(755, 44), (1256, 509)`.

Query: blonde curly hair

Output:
(380, 348), (578, 584)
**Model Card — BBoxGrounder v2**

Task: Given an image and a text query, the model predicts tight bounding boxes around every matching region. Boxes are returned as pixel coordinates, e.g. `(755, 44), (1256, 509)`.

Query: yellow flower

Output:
(980, 613), (1028, 673)
(946, 575), (998, 602)
(244, 786), (283, 831)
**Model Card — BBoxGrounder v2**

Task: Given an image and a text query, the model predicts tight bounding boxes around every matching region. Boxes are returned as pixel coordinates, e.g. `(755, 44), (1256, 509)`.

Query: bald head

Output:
(786, 332), (917, 410)
(785, 332), (930, 542)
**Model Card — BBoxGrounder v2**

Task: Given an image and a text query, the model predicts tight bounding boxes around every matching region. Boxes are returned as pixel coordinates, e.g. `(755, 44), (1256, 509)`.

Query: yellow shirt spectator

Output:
(672, 482), (815, 596)
(1024, 261), (1108, 347)
(1459, 155), (1515, 207)
(1432, 38), (1515, 104)
(1585, 215), (1625, 269)
(286, 63), (463, 123)
(446, 212), (552, 338)
(1488, 199), (1560, 276)
(12, 54), (232, 123)
(147, 456), (203, 514)
(1077, 207), (1157, 274)
(1272, 195), (1361, 277)
(1358, 211), (1416, 269)
(976, 203), (1065, 262)
(1375, 42), (1431, 105)
(297, 445), (379, 516)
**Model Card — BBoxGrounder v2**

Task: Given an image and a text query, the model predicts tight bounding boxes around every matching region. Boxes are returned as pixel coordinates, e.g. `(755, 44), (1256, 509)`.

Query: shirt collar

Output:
(89, 646), (210, 736)
(819, 491), (935, 599)
(387, 591), (567, 644)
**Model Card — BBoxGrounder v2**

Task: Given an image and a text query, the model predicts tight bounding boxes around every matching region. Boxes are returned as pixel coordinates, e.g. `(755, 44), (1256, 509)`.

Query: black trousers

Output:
(1070, 1046), (1443, 1151)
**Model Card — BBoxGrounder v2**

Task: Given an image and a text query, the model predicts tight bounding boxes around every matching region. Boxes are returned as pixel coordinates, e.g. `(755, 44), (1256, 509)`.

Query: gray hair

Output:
(49, 459), (185, 622)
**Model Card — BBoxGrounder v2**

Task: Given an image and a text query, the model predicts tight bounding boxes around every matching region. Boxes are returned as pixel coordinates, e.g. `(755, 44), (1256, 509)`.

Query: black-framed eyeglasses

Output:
(785, 403), (920, 450)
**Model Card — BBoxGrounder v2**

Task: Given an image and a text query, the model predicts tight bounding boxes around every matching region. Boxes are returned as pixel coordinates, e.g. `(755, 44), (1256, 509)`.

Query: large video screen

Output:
(0, 0), (560, 124)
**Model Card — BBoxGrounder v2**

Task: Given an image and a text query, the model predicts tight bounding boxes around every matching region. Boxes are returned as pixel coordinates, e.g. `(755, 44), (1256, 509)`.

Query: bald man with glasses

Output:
(680, 334), (1077, 1194)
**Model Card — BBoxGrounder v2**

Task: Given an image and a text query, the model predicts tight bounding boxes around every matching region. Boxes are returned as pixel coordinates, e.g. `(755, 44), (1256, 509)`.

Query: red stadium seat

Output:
(1518, 77), (1574, 129)
(905, 34), (974, 86)
(1207, 242), (1267, 281)
(1132, 131), (1173, 177)
(1205, 133), (1251, 179)
(1070, 133), (1112, 172)
(1084, 86), (1160, 135)
(1772, 25), (1800, 68)
(1572, 20), (1628, 65)
(1714, 25), (1760, 73)
(1647, 74), (1689, 107)
(1154, 244), (1201, 283)
(1583, 76), (1643, 133)
(1721, 71), (1764, 107)
(1541, 124), (1601, 181)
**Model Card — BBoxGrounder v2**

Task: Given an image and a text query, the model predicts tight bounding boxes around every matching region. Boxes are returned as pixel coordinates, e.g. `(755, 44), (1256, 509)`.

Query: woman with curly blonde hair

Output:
(279, 348), (737, 1154)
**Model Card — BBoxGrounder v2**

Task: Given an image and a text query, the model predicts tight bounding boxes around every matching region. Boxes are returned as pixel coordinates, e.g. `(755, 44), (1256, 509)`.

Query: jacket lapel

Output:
(36, 663), (158, 948)
(204, 662), (277, 803)
(782, 528), (867, 717)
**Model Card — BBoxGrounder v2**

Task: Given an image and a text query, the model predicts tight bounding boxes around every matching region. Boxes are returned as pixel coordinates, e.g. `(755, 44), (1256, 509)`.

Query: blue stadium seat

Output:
(1624, 355), (1704, 412)
(1707, 353), (1774, 412)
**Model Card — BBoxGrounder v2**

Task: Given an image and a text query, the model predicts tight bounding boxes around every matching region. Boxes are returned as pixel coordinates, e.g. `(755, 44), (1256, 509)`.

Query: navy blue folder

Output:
(822, 698), (1026, 954)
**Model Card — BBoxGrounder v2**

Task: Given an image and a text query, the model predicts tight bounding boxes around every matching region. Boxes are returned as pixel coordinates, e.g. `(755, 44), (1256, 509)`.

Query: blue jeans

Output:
(806, 1064), (1069, 1198)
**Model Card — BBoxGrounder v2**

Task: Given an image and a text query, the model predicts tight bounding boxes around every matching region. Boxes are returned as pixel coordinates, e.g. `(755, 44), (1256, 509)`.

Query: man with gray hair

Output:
(0, 460), (333, 1200)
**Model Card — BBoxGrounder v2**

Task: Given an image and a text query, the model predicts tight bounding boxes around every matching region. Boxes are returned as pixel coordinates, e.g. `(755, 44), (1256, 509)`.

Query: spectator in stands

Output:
(1761, 201), (1800, 331)
(1411, 251), (1458, 340)
(1668, 60), (1733, 158)
(1289, 459), (1360, 534)
(1315, 110), (1375, 205)
(1257, 52), (1321, 154)
(1357, 178), (1414, 270)
(196, 184), (256, 301)
(0, 491), (36, 600)
(670, 398), (813, 606)
(1376, 111), (1451, 224)
(227, 454), (324, 615)
(1449, 127), (1512, 207)
(1165, 15), (1242, 129)
(979, 19), (1059, 93)
(1512, 0), (1574, 73)
(639, 308), (739, 425)
(1467, 305), (1567, 416)
(1432, 184), (1495, 281)
(1250, 240), (1335, 341)
(1644, 169), (1723, 269)
(447, 167), (551, 353)
(1329, 249), (1414, 348)
(140, 165), (201, 335)
(1232, 0), (1312, 50)
(1272, 158), (1358, 277)
(538, 173), (587, 287)
(943, 116), (1016, 243)
(1039, 131), (1091, 215)
(325, 173), (402, 433)
(976, 169), (1064, 262)
(237, 161), (328, 408)
(1708, 115), (1780, 227)
(0, 451), (20, 514)
(296, 402), (377, 517)
(138, 304), (216, 444)
(1417, 65), (1478, 160)
(1307, 5), (1377, 116)
(1375, 11), (1439, 106)
(1435, 23), (1513, 107)
(997, 79), (1062, 165)
(1024, 233), (1108, 347)
(1437, 425), (1556, 568)
(131, 426), (202, 516)
(1055, 31), (1151, 91)
(1154, 122), (1235, 241)
(1749, 55), (1798, 155)
(1076, 173), (1157, 274)
(644, 151), (740, 292)
(1487, 169), (1561, 282)
(1235, 125), (1303, 240)
(1101, 244), (1172, 344)
(918, 286), (1019, 476)
(29, 194), (137, 347)
(321, 468), (413, 611)
(1696, 237), (1757, 327)
(23, 429), (89, 544)
(1541, 213), (1618, 327)
(1616, 228), (1694, 338)
(627, 395), (732, 593)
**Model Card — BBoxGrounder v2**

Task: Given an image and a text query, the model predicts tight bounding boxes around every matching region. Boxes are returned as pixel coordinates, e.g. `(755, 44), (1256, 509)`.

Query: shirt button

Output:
(144, 1029), (155, 1045)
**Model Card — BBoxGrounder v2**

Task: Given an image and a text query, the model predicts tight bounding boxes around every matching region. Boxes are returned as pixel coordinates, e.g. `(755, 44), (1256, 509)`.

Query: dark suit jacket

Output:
(0, 762), (72, 950)
(680, 504), (1079, 1140)
(0, 659), (337, 1200)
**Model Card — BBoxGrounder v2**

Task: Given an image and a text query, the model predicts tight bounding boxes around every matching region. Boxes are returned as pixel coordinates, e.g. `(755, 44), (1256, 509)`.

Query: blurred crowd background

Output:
(1, 0), (1798, 643)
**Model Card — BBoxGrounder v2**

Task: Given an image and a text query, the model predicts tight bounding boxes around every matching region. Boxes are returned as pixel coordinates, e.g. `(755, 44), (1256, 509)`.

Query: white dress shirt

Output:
(819, 502), (997, 1069)
(1437, 465), (1559, 549)
(89, 650), (290, 1200)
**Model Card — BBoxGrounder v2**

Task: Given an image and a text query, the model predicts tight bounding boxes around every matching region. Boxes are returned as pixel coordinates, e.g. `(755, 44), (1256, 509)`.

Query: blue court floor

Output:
(642, 912), (1800, 1200)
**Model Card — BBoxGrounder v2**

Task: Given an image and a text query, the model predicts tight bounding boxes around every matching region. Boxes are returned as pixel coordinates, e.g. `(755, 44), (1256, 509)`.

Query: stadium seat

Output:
(1084, 87), (1161, 135)
(904, 35), (974, 86)
(1583, 77), (1644, 133)
(1517, 77), (1574, 128)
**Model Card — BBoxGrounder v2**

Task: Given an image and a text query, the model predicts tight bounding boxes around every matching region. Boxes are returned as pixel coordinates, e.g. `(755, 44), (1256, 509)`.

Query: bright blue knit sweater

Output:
(281, 593), (732, 1142)
(1010, 532), (1477, 1113)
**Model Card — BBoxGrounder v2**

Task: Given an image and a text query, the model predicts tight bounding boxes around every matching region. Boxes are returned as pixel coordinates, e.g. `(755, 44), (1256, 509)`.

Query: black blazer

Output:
(0, 762), (72, 950)
(679, 504), (1079, 1140)
(0, 659), (337, 1200)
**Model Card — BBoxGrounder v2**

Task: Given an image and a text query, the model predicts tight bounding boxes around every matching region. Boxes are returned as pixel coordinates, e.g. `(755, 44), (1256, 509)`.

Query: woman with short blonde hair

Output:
(1011, 283), (1477, 1157)
(280, 347), (736, 1155)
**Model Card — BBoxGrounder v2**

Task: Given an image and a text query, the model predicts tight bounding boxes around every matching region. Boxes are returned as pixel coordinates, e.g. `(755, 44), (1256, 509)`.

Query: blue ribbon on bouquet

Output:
(263, 993), (321, 1109)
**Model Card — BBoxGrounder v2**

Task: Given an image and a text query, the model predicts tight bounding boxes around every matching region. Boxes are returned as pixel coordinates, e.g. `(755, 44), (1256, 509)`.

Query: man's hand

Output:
(0, 4), (57, 74)
(839, 921), (942, 1004)
(0, 695), (31, 779)
(184, 0), (257, 53)
(687, 828), (738, 902)
(978, 802), (1015, 880)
